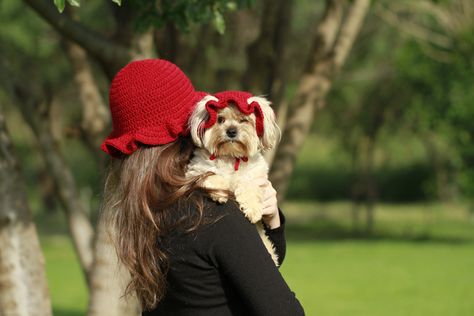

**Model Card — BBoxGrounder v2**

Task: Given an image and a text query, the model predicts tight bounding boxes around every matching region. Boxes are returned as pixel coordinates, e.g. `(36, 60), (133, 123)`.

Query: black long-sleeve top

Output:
(142, 198), (305, 316)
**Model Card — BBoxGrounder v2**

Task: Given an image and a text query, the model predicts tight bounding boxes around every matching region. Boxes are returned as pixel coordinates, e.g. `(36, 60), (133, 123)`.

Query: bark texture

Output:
(0, 105), (52, 316)
(87, 213), (141, 316)
(270, 0), (371, 201)
(65, 41), (110, 158)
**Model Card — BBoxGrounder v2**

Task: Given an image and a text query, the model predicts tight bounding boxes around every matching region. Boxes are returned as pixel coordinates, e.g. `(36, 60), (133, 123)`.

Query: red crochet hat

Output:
(201, 91), (265, 137)
(101, 59), (205, 157)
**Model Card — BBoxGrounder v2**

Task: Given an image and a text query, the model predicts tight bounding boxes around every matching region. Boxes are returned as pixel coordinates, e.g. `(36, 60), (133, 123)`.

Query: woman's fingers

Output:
(251, 177), (278, 216)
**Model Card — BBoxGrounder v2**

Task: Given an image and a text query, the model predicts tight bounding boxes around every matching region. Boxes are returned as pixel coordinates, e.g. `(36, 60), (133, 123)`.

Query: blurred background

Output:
(1, 0), (473, 315)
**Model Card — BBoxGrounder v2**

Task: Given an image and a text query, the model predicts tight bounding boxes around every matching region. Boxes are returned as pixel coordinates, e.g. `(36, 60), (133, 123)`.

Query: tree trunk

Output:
(242, 0), (294, 108)
(364, 136), (376, 233)
(131, 29), (156, 61)
(155, 22), (180, 62)
(65, 41), (110, 163)
(270, 0), (371, 201)
(87, 212), (141, 316)
(422, 133), (451, 201)
(0, 105), (52, 316)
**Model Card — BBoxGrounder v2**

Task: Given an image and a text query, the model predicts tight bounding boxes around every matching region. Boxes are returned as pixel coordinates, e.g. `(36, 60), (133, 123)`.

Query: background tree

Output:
(0, 104), (52, 316)
(270, 0), (371, 200)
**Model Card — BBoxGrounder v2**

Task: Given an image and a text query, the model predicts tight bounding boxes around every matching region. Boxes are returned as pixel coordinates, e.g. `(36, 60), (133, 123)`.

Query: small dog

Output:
(185, 91), (281, 266)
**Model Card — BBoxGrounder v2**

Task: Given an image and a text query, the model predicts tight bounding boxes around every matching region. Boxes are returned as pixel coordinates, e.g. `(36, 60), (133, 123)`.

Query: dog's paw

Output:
(239, 202), (262, 224)
(209, 192), (228, 204)
(235, 184), (263, 224)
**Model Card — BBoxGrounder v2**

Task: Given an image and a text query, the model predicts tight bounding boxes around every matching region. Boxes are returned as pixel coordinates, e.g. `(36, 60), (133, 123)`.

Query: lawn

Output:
(38, 201), (474, 316)
(282, 239), (474, 316)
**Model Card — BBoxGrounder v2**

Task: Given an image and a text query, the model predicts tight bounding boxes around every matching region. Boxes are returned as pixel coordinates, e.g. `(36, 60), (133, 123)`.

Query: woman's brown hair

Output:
(100, 137), (216, 311)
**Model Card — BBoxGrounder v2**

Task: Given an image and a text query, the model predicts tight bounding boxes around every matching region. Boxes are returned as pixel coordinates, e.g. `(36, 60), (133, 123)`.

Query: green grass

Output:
(42, 237), (88, 316)
(38, 201), (474, 316)
(282, 240), (474, 316)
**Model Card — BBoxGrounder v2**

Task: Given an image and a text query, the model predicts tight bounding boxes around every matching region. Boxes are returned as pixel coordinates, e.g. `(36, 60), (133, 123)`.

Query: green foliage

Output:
(53, 0), (81, 13)
(312, 8), (474, 203)
(130, 0), (255, 33)
(394, 35), (474, 200)
(289, 136), (435, 202)
(51, 0), (254, 33)
(53, 0), (65, 13)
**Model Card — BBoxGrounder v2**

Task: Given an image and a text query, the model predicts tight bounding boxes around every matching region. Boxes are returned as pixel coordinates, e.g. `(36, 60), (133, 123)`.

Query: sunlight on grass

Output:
(281, 240), (474, 316)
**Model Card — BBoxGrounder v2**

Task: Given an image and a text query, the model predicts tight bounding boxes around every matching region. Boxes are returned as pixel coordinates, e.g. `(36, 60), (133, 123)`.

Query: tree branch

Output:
(375, 3), (453, 49)
(270, 0), (370, 201)
(23, 0), (131, 74)
(333, 0), (371, 70)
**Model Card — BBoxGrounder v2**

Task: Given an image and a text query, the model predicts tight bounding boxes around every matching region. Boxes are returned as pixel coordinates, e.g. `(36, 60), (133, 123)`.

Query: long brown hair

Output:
(100, 137), (215, 311)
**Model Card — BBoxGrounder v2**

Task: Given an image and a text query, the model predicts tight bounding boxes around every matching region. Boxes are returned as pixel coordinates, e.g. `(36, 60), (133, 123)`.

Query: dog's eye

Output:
(240, 118), (249, 123)
(217, 116), (225, 124)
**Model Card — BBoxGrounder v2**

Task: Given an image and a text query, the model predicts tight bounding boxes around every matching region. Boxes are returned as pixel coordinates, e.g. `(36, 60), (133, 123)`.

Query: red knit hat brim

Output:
(101, 121), (181, 157)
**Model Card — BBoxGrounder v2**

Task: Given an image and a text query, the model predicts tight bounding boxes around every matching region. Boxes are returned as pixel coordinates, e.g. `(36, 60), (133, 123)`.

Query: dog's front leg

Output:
(202, 174), (231, 204)
(234, 180), (263, 224)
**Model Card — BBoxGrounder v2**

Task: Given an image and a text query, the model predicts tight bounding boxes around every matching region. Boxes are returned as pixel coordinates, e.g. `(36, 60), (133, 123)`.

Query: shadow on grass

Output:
(52, 308), (85, 316)
(286, 218), (473, 244)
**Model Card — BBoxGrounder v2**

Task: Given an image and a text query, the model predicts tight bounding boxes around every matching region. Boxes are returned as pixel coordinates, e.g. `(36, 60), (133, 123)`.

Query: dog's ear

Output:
(248, 96), (281, 150)
(189, 95), (217, 147)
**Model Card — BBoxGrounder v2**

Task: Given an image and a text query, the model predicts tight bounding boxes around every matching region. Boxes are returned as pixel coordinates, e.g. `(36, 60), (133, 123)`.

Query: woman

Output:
(100, 59), (305, 316)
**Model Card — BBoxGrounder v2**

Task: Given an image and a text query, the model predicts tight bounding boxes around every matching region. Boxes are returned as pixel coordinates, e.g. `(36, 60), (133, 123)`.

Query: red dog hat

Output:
(101, 59), (205, 157)
(201, 91), (265, 137)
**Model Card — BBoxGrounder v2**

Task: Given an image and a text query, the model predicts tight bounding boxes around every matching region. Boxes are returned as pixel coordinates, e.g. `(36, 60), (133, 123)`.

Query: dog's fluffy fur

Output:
(186, 95), (281, 266)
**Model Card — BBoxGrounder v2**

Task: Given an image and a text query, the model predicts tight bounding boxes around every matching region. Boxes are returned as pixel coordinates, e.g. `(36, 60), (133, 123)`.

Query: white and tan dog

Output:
(185, 91), (281, 266)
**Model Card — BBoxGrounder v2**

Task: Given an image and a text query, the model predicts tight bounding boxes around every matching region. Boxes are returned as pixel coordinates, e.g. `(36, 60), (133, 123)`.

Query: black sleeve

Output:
(204, 202), (305, 316)
(263, 209), (287, 266)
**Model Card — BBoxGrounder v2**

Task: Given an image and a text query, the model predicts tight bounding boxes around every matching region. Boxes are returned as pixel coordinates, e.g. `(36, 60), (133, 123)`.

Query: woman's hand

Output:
(257, 177), (281, 229)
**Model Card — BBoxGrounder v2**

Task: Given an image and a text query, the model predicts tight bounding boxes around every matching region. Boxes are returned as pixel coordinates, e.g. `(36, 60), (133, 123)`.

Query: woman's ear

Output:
(188, 95), (217, 147)
(248, 96), (281, 150)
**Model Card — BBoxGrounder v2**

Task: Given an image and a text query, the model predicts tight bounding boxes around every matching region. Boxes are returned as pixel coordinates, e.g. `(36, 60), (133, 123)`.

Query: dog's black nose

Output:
(226, 127), (238, 138)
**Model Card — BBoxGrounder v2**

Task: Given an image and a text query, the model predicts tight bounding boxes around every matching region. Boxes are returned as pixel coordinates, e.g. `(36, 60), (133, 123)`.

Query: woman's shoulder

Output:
(192, 198), (264, 254)
(166, 196), (249, 234)
(200, 198), (253, 230)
